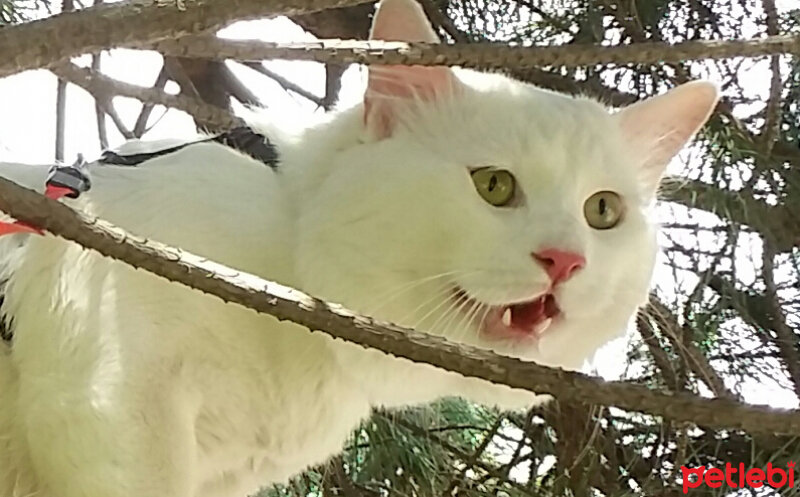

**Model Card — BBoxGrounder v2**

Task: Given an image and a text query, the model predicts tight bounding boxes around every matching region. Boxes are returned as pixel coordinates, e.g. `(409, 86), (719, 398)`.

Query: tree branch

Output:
(91, 51), (110, 149)
(384, 413), (537, 497)
(321, 63), (345, 110)
(242, 61), (323, 106)
(0, 176), (800, 436)
(55, 75), (67, 161)
(646, 296), (735, 400)
(133, 63), (170, 138)
(54, 0), (75, 162)
(51, 62), (242, 131)
(659, 176), (800, 252)
(760, 0), (782, 154)
(0, 0), (374, 78)
(761, 245), (800, 398)
(151, 34), (800, 72)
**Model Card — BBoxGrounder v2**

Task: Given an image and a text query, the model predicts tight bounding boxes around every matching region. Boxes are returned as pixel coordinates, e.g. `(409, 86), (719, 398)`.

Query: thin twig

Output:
(646, 296), (735, 400)
(241, 61), (323, 106)
(761, 244), (800, 398)
(760, 0), (783, 155)
(55, 77), (67, 162)
(163, 56), (204, 101)
(53, 0), (74, 162)
(442, 416), (504, 495)
(52, 63), (136, 141)
(636, 311), (683, 392)
(385, 414), (540, 497)
(91, 0), (108, 150)
(0, 177), (799, 436)
(321, 63), (345, 110)
(51, 62), (241, 131)
(98, 98), (136, 140)
(91, 52), (109, 149)
(133, 64), (171, 138)
(659, 176), (799, 252)
(418, 0), (468, 43)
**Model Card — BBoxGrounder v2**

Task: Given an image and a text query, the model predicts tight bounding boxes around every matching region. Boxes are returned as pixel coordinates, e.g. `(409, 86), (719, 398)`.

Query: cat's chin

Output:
(451, 287), (561, 344)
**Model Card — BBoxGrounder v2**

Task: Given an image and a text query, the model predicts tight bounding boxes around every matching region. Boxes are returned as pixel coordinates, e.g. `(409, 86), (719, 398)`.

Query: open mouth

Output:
(454, 288), (561, 340)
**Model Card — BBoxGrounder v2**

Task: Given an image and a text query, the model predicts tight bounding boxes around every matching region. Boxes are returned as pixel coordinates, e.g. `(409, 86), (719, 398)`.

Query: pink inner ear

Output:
(363, 0), (457, 138)
(364, 65), (455, 138)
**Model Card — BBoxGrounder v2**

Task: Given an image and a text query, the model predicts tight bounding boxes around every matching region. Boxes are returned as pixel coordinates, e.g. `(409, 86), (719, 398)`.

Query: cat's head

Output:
(294, 0), (718, 371)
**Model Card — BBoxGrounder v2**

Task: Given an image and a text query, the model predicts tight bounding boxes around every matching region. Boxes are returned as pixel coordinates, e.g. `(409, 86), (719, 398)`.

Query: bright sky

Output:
(0, 17), (366, 164)
(0, 4), (797, 415)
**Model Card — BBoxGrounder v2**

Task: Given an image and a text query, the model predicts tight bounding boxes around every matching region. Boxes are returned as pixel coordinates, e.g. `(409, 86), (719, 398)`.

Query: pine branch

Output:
(1, 176), (800, 437)
(645, 295), (735, 400)
(636, 310), (684, 392)
(321, 63), (345, 110)
(91, 50), (111, 149)
(384, 413), (539, 497)
(54, 0), (75, 162)
(50, 62), (241, 131)
(151, 35), (800, 72)
(133, 64), (170, 138)
(0, 0), (373, 78)
(241, 61), (323, 107)
(659, 176), (800, 252)
(761, 245), (800, 398)
(54, 75), (67, 161)
(760, 0), (782, 155)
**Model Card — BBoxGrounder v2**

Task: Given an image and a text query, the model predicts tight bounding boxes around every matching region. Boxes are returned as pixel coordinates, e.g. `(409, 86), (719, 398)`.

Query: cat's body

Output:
(0, 1), (718, 496)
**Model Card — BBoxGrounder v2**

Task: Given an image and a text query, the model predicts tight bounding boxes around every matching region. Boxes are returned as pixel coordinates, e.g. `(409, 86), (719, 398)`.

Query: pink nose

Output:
(533, 249), (586, 285)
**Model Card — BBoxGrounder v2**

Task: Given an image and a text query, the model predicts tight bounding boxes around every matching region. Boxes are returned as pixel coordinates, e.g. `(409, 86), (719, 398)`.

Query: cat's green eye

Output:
(471, 168), (516, 207)
(584, 191), (624, 230)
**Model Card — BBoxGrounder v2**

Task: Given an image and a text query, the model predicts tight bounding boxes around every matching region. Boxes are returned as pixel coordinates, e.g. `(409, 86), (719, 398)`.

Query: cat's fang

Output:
(501, 308), (512, 327)
(534, 318), (553, 336)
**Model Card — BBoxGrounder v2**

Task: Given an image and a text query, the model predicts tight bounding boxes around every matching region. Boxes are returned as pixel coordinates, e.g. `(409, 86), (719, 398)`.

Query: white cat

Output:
(0, 0), (718, 496)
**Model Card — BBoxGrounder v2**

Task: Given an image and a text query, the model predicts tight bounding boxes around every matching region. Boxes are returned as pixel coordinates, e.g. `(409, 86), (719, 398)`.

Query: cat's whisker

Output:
(448, 299), (484, 343)
(361, 269), (486, 323)
(432, 293), (475, 340)
(361, 270), (470, 317)
(476, 306), (492, 333)
(414, 288), (469, 335)
(459, 300), (487, 341)
(404, 285), (466, 332)
(463, 303), (489, 342)
(391, 281), (459, 327)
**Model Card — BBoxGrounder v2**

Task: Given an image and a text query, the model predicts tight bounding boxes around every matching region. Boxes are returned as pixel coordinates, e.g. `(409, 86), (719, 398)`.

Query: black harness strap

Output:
(99, 127), (280, 169)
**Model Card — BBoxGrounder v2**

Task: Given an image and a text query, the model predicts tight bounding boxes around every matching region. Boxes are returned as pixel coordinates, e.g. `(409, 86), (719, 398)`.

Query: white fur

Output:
(0, 1), (717, 495)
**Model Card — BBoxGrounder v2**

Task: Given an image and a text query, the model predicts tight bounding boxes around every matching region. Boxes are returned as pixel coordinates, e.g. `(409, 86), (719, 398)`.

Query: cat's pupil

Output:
(488, 175), (497, 192)
(599, 198), (607, 215)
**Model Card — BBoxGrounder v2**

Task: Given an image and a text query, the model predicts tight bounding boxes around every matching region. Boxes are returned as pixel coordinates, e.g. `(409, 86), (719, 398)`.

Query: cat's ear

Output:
(364, 0), (459, 139)
(615, 81), (719, 195)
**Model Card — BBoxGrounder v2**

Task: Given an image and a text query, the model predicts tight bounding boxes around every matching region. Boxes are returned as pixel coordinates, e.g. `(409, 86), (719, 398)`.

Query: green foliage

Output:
(260, 399), (501, 497)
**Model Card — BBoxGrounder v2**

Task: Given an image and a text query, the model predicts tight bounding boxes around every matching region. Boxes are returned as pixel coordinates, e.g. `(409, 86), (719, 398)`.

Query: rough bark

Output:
(51, 62), (241, 130)
(0, 176), (800, 436)
(0, 0), (373, 77)
(151, 35), (800, 72)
